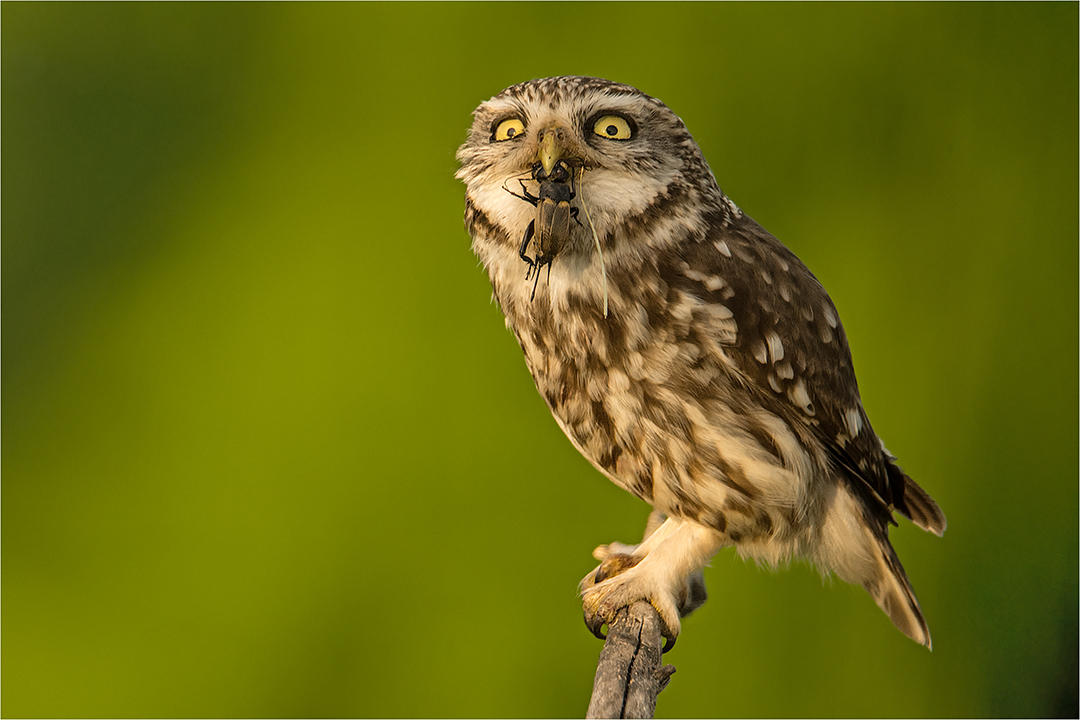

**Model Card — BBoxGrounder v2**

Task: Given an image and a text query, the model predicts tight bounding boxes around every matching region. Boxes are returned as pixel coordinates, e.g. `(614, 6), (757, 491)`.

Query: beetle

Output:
(505, 159), (584, 299)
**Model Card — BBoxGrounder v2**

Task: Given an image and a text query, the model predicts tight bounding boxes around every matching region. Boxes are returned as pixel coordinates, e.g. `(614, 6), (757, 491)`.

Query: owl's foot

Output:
(580, 543), (675, 651)
(579, 544), (709, 653)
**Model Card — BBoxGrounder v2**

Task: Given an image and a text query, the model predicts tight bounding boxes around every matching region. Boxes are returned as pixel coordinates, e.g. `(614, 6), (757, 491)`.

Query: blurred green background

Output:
(3, 3), (1076, 718)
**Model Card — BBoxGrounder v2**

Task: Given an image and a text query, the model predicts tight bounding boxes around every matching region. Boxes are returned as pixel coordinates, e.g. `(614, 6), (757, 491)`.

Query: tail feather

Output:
(866, 539), (932, 648)
(819, 484), (937, 648)
(889, 465), (947, 537)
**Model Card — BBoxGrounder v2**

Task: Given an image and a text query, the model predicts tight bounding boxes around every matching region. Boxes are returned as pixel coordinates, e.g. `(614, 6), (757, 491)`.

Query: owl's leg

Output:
(580, 515), (725, 650)
(589, 511), (709, 616)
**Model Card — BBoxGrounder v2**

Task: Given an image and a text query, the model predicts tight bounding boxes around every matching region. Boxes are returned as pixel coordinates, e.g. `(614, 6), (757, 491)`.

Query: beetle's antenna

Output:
(577, 168), (608, 318)
(501, 170), (535, 202)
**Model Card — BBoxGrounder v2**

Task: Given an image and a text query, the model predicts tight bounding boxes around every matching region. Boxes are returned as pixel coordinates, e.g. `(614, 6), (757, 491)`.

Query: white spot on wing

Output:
(734, 246), (755, 263)
(723, 195), (743, 218)
(789, 379), (814, 415)
(709, 303), (734, 319)
(768, 374), (783, 393)
(704, 275), (726, 292)
(714, 240), (732, 257)
(844, 407), (863, 438)
(683, 267), (727, 292)
(765, 331), (784, 363)
(704, 304), (737, 344)
(823, 305), (838, 328)
(753, 342), (768, 364)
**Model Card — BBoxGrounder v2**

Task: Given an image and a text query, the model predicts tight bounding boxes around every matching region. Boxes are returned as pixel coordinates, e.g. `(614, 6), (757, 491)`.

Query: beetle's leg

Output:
(532, 253), (556, 301)
(519, 221), (537, 278)
(502, 177), (540, 207)
(567, 166), (584, 227)
(530, 257), (549, 301)
(520, 179), (538, 204)
(517, 179), (540, 207)
(569, 206), (583, 227)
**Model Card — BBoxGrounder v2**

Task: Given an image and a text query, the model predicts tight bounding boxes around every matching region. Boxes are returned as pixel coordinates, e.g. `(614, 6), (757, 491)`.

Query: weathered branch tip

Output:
(586, 601), (675, 719)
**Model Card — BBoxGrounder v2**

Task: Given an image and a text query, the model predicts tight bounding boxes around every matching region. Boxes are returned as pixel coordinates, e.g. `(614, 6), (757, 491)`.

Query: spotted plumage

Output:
(457, 76), (945, 649)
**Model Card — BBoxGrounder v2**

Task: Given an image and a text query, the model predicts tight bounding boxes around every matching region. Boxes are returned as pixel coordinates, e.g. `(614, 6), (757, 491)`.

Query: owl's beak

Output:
(537, 127), (571, 176)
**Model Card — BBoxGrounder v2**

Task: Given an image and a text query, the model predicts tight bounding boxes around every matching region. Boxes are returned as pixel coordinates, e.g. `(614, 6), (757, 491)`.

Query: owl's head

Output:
(457, 77), (724, 259)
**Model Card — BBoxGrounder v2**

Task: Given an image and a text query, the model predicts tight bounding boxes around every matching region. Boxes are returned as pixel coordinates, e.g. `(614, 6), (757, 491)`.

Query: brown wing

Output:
(660, 209), (904, 520)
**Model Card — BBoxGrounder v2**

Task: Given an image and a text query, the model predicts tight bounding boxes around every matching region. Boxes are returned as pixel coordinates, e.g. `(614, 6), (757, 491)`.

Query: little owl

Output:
(456, 76), (946, 650)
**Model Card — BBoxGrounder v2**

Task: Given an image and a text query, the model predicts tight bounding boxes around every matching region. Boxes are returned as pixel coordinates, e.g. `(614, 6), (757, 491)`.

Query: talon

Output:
(643, 598), (681, 653)
(584, 609), (607, 640)
(580, 534), (686, 651)
(678, 569), (708, 617)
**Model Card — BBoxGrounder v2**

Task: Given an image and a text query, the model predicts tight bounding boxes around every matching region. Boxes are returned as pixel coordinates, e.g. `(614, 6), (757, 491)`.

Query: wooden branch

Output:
(586, 601), (676, 719)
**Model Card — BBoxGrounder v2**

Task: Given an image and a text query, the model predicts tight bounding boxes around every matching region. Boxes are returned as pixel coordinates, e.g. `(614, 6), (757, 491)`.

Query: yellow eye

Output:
(592, 114), (633, 140)
(494, 117), (526, 141)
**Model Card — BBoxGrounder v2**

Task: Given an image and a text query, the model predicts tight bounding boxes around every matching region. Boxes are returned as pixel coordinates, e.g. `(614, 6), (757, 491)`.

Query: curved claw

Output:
(584, 609), (607, 640)
(581, 540), (689, 653)
(584, 602), (678, 652)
